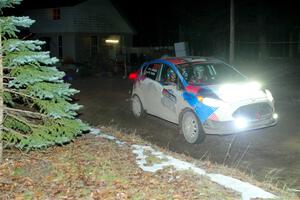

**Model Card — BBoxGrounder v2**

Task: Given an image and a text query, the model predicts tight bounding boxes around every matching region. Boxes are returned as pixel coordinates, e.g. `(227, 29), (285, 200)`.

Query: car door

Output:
(140, 63), (164, 117)
(157, 64), (184, 123)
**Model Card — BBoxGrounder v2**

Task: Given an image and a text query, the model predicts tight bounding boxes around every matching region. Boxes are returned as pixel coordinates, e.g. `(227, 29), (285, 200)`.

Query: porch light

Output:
(105, 39), (119, 44)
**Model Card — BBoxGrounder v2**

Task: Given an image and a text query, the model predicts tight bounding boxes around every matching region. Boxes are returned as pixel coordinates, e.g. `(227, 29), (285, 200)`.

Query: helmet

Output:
(167, 69), (176, 83)
(193, 66), (205, 80)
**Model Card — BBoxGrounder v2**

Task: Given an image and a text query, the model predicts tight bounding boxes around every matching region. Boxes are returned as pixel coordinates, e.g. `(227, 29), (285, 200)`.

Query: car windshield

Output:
(177, 62), (246, 85)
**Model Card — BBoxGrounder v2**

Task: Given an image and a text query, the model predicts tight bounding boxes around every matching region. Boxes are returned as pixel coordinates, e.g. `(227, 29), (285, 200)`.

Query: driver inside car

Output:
(190, 66), (207, 84)
(166, 69), (177, 85)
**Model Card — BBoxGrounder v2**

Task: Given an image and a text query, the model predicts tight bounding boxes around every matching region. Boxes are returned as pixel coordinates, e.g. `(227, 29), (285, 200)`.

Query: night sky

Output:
(8, 0), (300, 47)
(111, 0), (300, 47)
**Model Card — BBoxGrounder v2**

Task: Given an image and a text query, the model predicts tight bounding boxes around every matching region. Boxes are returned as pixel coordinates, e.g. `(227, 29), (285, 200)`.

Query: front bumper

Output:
(203, 116), (278, 135)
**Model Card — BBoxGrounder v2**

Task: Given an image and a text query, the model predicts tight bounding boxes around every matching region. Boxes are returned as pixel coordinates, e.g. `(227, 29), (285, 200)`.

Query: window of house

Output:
(91, 36), (98, 56)
(52, 8), (61, 20)
(58, 35), (63, 59)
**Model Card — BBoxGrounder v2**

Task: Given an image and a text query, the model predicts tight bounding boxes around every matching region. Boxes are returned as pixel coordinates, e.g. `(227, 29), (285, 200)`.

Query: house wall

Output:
(74, 33), (122, 73)
(25, 0), (135, 74)
(35, 33), (76, 62)
(26, 8), (75, 33)
(25, 0), (134, 35)
(63, 34), (76, 62)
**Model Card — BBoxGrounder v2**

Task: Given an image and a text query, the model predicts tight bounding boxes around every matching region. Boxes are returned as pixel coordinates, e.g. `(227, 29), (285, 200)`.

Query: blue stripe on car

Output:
(182, 92), (217, 123)
(144, 59), (217, 123)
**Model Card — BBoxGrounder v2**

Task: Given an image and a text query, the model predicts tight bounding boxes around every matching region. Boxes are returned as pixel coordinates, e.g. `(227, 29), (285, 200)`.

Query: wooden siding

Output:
(25, 0), (134, 34)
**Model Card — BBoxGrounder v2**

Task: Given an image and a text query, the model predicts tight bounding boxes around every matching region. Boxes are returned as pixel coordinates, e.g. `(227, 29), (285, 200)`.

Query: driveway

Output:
(72, 72), (300, 190)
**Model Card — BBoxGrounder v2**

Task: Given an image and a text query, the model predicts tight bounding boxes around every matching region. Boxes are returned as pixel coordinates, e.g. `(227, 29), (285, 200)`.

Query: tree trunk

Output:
(0, 34), (3, 164)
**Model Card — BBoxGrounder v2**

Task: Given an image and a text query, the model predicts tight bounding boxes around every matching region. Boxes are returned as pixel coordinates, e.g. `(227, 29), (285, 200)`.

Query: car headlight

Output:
(248, 81), (262, 90)
(218, 81), (262, 102)
(198, 96), (225, 107)
(234, 117), (248, 129)
(219, 81), (262, 94)
(265, 89), (274, 102)
(273, 113), (278, 119)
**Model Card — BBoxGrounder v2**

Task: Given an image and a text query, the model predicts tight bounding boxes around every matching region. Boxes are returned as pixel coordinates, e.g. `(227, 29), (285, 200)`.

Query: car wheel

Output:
(180, 110), (205, 144)
(131, 95), (145, 118)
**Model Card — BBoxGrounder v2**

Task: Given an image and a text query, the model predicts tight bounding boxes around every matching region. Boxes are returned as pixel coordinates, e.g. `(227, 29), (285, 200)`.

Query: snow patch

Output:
(95, 130), (276, 200)
(96, 130), (126, 146)
(132, 144), (206, 174)
(208, 173), (276, 200)
(98, 134), (116, 140)
(90, 128), (101, 135)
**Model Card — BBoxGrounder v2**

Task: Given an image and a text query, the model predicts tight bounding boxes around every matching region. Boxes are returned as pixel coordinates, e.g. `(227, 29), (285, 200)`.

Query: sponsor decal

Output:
(161, 89), (177, 112)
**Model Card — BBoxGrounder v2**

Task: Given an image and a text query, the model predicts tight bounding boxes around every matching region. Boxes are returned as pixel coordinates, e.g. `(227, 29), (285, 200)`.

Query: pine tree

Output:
(0, 0), (89, 163)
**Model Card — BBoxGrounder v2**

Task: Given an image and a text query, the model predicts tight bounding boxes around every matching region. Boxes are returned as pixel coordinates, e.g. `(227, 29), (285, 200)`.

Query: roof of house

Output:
(21, 0), (86, 9)
(24, 0), (135, 34)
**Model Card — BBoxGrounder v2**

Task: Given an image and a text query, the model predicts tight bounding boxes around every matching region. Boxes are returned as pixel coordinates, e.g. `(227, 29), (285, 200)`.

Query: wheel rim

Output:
(182, 112), (199, 143)
(132, 96), (142, 117)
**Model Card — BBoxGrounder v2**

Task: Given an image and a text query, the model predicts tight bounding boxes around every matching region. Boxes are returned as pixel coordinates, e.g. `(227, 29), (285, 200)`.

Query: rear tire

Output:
(131, 95), (145, 118)
(180, 110), (205, 144)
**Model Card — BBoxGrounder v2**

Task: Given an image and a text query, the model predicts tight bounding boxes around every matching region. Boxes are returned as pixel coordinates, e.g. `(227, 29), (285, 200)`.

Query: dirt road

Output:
(72, 75), (300, 190)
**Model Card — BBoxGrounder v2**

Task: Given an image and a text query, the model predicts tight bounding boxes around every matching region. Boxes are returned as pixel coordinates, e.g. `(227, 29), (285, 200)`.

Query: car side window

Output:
(144, 63), (161, 80)
(160, 64), (178, 85)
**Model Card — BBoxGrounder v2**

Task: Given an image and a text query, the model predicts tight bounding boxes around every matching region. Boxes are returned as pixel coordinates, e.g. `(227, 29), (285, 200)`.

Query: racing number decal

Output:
(161, 89), (177, 113)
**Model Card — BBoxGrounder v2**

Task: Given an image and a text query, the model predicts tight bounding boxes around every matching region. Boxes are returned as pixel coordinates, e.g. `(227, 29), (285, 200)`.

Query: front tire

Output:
(180, 110), (205, 144)
(131, 95), (145, 118)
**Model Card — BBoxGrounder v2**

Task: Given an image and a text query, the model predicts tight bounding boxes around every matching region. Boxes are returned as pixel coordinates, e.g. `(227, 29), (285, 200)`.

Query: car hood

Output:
(186, 82), (267, 103)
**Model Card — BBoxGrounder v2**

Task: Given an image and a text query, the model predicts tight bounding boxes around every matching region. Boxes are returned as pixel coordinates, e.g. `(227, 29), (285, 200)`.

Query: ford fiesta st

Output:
(129, 56), (278, 144)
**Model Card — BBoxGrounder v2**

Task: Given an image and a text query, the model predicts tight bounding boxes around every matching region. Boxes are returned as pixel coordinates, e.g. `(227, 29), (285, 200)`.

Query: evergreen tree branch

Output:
(3, 127), (28, 138)
(4, 107), (47, 119)
(3, 76), (14, 80)
(5, 113), (38, 128)
(4, 88), (37, 100)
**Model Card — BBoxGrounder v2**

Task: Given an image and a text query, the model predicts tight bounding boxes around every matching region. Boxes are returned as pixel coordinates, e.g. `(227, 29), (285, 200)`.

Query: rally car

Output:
(129, 56), (278, 144)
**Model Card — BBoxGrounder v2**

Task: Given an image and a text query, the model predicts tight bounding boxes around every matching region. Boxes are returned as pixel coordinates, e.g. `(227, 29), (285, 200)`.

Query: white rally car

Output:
(129, 57), (278, 144)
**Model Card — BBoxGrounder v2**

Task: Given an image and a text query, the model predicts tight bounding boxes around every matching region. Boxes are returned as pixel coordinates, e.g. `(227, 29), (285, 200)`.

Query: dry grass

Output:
(0, 126), (299, 199)
(100, 125), (300, 200)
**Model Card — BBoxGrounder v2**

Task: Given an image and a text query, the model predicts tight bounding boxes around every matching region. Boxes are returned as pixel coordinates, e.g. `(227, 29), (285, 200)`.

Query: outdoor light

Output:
(105, 39), (119, 44)
(234, 117), (248, 129)
(273, 113), (278, 119)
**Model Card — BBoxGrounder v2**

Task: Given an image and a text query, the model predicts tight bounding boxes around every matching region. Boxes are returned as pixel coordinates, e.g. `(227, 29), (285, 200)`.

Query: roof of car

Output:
(163, 56), (221, 65)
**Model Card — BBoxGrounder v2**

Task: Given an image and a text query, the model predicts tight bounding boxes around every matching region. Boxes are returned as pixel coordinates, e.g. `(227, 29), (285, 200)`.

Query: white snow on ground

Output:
(89, 128), (101, 135)
(98, 134), (116, 141)
(132, 145), (206, 175)
(91, 128), (276, 200)
(207, 174), (276, 200)
(89, 128), (126, 146)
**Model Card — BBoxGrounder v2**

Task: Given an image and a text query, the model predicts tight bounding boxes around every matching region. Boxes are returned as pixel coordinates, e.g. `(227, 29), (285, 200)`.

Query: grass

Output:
(0, 126), (299, 199)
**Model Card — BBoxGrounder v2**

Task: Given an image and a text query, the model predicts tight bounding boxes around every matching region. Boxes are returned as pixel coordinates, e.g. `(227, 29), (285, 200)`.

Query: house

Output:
(25, 0), (135, 74)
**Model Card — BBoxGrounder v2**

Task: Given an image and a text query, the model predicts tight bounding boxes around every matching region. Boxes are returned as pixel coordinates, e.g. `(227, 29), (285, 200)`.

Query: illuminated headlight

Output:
(234, 117), (248, 129)
(218, 81), (262, 102)
(248, 81), (262, 90)
(265, 89), (274, 102)
(273, 113), (278, 119)
(201, 97), (225, 107)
